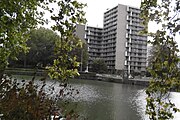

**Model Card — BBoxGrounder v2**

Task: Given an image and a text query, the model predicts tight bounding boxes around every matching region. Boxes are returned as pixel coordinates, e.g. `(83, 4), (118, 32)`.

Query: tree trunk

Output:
(0, 69), (4, 80)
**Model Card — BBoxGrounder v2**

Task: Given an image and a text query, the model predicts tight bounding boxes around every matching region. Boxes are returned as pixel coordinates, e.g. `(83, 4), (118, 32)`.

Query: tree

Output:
(27, 27), (58, 67)
(71, 41), (88, 71)
(140, 0), (180, 119)
(0, 0), (41, 78)
(10, 27), (58, 68)
(45, 0), (87, 81)
(10, 27), (89, 70)
(0, 75), (55, 120)
(147, 45), (172, 69)
(0, 0), (86, 119)
(91, 59), (108, 74)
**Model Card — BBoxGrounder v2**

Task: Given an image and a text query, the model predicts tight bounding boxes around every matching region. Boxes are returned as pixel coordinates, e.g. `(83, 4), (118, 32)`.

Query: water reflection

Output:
(70, 80), (144, 120)
(13, 75), (180, 120)
(69, 79), (180, 120)
(133, 90), (180, 120)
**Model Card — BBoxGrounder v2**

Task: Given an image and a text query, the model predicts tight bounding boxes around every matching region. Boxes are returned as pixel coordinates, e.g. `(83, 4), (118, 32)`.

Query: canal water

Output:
(13, 75), (180, 120)
(68, 79), (180, 120)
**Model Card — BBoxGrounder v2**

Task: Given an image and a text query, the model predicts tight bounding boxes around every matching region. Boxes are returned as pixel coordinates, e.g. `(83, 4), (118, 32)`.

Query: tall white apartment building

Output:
(76, 4), (147, 75)
(103, 4), (147, 74)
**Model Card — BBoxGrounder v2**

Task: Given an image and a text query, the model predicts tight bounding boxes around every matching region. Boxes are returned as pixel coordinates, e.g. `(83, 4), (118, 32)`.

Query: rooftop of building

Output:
(104, 3), (140, 15)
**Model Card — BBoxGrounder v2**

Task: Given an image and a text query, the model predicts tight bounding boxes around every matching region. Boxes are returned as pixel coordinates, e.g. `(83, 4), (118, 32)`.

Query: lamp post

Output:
(80, 49), (83, 72)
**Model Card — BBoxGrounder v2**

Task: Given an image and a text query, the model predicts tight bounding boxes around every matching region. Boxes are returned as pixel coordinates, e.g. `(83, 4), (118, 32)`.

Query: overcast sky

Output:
(76, 0), (180, 50)
(77, 0), (142, 27)
(43, 0), (179, 50)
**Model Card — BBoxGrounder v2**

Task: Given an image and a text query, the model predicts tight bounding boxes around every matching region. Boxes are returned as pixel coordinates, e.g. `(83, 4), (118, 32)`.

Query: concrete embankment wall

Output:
(5, 69), (149, 86)
(76, 72), (149, 86)
(4, 68), (47, 76)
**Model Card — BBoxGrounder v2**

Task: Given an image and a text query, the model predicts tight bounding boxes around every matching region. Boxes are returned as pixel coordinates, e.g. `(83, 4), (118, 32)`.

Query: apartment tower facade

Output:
(76, 4), (147, 75)
(103, 4), (147, 74)
(76, 24), (103, 71)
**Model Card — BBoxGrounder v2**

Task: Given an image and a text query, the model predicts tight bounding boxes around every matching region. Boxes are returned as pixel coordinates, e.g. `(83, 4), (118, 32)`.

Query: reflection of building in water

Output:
(76, 4), (147, 75)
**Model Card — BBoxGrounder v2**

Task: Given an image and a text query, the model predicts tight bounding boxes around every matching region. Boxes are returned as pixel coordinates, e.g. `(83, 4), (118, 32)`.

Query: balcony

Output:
(126, 24), (129, 29)
(129, 29), (132, 34)
(125, 42), (129, 47)
(106, 53), (115, 57)
(126, 33), (129, 38)
(125, 60), (128, 65)
(130, 12), (133, 16)
(128, 56), (131, 61)
(85, 25), (87, 30)
(106, 57), (115, 61)
(125, 51), (128, 56)
(129, 21), (132, 25)
(127, 15), (129, 21)
(127, 6), (129, 12)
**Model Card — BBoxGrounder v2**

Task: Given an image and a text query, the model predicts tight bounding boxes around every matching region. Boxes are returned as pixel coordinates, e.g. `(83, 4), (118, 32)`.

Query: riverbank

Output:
(76, 72), (150, 86)
(4, 68), (47, 76)
(5, 68), (149, 86)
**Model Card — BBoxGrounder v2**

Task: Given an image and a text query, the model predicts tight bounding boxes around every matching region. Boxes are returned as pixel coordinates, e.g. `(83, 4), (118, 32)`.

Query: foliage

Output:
(0, 75), (54, 120)
(81, 42), (88, 71)
(0, 0), (41, 78)
(10, 27), (88, 70)
(116, 69), (128, 79)
(9, 27), (58, 68)
(0, 75), (80, 120)
(27, 27), (58, 67)
(140, 0), (180, 119)
(46, 0), (87, 82)
(71, 41), (88, 71)
(0, 0), (86, 119)
(91, 59), (108, 74)
(147, 46), (155, 69)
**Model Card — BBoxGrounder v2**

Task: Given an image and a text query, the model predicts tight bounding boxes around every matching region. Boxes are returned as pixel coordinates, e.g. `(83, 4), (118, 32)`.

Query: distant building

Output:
(76, 25), (103, 71)
(76, 4), (147, 75)
(85, 26), (103, 70)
